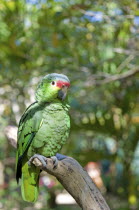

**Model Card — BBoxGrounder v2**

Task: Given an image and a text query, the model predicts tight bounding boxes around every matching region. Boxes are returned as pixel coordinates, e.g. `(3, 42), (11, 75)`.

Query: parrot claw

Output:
(28, 154), (47, 168)
(51, 156), (58, 168)
(50, 154), (67, 169)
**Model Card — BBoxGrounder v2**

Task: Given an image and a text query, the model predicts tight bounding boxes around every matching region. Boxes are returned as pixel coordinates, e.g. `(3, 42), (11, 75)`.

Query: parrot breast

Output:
(27, 102), (70, 158)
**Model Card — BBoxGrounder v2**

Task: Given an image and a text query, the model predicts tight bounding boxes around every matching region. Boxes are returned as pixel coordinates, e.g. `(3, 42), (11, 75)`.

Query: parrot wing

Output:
(16, 101), (43, 183)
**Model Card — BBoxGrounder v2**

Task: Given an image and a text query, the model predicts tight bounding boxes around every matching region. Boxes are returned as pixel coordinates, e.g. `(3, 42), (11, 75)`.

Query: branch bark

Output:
(32, 157), (111, 210)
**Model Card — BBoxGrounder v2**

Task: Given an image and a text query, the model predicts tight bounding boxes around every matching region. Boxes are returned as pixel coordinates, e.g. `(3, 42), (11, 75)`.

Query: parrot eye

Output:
(51, 81), (56, 86)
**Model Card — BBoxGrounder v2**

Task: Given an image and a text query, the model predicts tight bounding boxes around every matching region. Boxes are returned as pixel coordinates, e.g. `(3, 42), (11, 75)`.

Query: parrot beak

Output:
(58, 84), (69, 100)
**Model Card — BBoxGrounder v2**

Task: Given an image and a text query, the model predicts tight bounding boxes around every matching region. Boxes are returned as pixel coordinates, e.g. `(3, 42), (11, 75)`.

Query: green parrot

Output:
(16, 73), (70, 202)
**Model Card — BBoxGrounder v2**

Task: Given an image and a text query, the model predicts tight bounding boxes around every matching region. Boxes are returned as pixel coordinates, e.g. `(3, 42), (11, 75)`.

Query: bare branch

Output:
(116, 55), (134, 73)
(113, 48), (139, 56)
(95, 67), (139, 85)
(32, 157), (111, 210)
(85, 67), (139, 87)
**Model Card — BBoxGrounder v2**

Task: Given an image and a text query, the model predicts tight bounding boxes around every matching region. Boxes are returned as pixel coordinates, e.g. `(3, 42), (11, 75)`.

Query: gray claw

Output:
(51, 156), (58, 168)
(28, 154), (47, 168)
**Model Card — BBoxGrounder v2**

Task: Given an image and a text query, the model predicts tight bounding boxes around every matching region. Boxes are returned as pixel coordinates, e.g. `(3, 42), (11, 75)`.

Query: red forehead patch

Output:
(56, 80), (70, 88)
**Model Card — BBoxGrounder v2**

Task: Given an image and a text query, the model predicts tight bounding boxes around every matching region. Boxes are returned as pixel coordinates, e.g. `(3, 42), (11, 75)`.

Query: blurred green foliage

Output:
(0, 0), (139, 209)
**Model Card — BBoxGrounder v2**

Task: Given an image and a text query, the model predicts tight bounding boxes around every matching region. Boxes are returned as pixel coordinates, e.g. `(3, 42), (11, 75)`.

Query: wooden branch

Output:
(113, 48), (139, 55)
(96, 67), (139, 85)
(85, 67), (139, 86)
(32, 157), (111, 210)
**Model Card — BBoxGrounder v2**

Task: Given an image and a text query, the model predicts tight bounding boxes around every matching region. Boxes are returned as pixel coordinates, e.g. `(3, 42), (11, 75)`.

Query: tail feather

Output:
(21, 158), (40, 202)
(16, 155), (23, 183)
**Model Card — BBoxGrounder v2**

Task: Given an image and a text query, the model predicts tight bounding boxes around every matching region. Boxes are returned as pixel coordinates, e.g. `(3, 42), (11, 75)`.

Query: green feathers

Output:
(21, 157), (39, 202)
(16, 73), (70, 202)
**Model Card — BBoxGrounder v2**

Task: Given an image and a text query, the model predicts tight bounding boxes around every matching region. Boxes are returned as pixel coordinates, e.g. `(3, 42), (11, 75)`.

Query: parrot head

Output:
(36, 73), (70, 103)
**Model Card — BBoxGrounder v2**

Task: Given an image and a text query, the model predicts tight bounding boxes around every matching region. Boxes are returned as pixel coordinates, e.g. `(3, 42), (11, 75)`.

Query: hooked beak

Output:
(57, 80), (70, 100)
(58, 85), (68, 100)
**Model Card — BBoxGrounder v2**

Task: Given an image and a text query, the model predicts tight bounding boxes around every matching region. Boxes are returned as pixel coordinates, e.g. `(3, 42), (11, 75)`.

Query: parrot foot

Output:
(50, 156), (58, 168)
(56, 153), (67, 160)
(28, 154), (47, 168)
(50, 154), (67, 168)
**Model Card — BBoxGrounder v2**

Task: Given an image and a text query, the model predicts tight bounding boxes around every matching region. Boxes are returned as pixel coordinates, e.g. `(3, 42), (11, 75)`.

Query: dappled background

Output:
(0, 0), (139, 209)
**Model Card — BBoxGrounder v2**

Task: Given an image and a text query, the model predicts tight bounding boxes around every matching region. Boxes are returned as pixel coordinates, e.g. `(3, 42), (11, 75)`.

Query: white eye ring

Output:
(51, 81), (56, 86)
